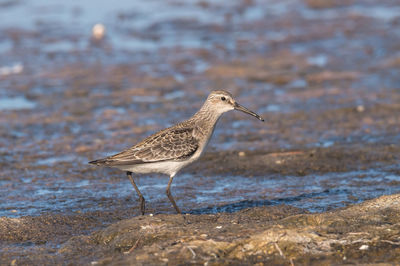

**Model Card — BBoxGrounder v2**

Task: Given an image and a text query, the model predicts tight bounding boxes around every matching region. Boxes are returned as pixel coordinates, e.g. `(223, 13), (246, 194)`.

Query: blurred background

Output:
(1, 0), (400, 218)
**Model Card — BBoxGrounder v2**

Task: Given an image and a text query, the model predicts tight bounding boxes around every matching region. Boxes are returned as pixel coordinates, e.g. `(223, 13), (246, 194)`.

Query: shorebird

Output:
(89, 90), (264, 215)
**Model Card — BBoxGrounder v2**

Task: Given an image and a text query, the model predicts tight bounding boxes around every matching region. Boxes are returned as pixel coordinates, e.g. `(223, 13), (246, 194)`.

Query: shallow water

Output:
(1, 164), (400, 217)
(0, 96), (36, 110)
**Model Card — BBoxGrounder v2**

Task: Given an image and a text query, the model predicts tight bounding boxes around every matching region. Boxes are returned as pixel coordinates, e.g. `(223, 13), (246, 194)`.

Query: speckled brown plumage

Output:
(89, 126), (199, 166)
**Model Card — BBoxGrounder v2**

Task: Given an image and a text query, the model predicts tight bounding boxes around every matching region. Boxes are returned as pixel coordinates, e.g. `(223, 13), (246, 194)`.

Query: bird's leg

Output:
(127, 171), (145, 215)
(166, 174), (181, 214)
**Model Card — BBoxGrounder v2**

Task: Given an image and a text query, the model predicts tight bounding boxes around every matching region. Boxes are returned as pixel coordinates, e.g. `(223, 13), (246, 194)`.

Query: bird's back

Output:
(89, 120), (200, 167)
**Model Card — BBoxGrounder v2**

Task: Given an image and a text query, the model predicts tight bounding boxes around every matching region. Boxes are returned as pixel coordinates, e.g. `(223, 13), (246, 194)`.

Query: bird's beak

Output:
(234, 102), (264, 122)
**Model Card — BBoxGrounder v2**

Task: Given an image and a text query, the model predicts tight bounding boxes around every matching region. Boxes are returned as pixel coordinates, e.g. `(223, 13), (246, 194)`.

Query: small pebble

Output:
(356, 105), (365, 112)
(75, 145), (91, 153)
(92, 23), (106, 40)
(0, 63), (23, 76)
(359, 244), (369, 250)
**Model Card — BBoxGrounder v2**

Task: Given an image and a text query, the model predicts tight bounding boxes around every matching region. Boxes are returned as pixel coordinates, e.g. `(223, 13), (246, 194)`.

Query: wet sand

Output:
(1, 0), (400, 264)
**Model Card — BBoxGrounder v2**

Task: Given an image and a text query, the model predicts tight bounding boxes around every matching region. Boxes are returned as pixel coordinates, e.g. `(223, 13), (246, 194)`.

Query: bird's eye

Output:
(221, 96), (226, 101)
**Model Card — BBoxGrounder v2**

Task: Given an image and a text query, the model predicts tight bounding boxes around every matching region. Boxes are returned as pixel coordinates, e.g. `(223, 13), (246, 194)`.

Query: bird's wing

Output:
(91, 127), (199, 166)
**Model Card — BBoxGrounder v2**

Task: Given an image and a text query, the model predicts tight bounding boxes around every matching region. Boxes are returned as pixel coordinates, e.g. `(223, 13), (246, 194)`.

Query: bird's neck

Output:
(191, 101), (224, 135)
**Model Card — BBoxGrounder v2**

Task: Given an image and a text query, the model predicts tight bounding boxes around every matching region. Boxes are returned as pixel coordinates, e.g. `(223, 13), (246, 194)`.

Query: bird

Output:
(89, 90), (264, 215)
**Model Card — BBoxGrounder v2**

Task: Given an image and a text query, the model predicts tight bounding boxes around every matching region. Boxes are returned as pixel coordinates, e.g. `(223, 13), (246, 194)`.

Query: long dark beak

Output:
(234, 102), (264, 122)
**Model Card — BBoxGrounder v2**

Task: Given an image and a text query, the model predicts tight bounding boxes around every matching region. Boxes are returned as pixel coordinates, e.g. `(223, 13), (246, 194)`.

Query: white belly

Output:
(114, 160), (192, 176)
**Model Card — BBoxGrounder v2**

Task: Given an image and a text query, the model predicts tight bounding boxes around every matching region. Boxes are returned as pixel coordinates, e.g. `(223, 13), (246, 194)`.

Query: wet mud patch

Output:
(3, 194), (400, 265)
(1, 142), (400, 264)
(68, 194), (400, 265)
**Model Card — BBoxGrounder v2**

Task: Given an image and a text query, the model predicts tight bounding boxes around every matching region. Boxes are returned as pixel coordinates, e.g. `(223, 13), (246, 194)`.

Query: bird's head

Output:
(206, 90), (264, 121)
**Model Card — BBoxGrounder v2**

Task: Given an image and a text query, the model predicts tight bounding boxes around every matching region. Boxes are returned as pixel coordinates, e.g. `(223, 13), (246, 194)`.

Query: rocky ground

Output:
(1, 0), (400, 264)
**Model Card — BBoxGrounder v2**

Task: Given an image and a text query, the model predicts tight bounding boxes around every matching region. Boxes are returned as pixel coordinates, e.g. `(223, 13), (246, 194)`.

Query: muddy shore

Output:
(1, 0), (400, 264)
(2, 193), (400, 265)
(1, 143), (400, 265)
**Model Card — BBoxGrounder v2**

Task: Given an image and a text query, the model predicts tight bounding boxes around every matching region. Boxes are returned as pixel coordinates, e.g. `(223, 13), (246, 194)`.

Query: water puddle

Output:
(132, 95), (159, 103)
(288, 79), (307, 88)
(0, 96), (36, 110)
(260, 104), (285, 113)
(35, 155), (79, 166)
(307, 54), (328, 67)
(42, 40), (78, 53)
(0, 40), (12, 53)
(349, 6), (400, 22)
(188, 168), (400, 214)
(1, 166), (399, 217)
(164, 90), (184, 100)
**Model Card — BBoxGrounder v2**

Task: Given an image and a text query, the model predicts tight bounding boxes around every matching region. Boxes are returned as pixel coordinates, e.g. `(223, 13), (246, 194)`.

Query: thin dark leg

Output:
(166, 174), (181, 214)
(127, 171), (145, 215)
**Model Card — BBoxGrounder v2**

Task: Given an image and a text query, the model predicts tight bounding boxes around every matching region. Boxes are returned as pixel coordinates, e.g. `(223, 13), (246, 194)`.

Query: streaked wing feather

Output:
(103, 128), (198, 165)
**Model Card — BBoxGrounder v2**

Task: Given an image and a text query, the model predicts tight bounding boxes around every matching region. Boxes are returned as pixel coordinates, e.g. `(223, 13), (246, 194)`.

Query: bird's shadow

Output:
(186, 188), (350, 215)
